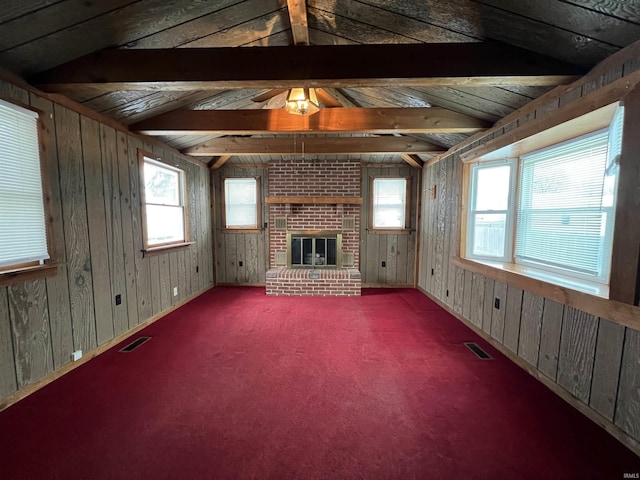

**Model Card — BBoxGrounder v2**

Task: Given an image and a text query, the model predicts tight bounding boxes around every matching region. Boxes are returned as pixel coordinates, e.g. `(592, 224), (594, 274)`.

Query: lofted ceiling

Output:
(1, 0), (639, 167)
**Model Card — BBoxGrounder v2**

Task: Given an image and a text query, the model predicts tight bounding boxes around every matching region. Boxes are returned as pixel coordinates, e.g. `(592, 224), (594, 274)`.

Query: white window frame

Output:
(139, 152), (188, 250)
(466, 159), (518, 262)
(223, 177), (261, 230)
(0, 98), (50, 272)
(370, 177), (410, 231)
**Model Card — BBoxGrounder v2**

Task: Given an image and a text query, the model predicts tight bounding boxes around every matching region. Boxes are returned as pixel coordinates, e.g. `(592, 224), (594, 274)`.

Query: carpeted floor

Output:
(0, 287), (638, 479)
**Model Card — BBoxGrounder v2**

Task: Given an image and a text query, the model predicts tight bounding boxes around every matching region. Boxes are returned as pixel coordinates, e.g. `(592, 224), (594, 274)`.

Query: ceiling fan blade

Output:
(315, 88), (343, 108)
(252, 88), (288, 103)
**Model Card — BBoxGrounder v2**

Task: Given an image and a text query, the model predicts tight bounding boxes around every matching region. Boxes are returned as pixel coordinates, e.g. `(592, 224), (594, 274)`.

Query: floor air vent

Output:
(464, 342), (492, 359)
(119, 336), (151, 353)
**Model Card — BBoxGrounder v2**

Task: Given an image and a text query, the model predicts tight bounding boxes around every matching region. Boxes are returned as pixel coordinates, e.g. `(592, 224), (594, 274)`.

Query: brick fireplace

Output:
(266, 157), (362, 296)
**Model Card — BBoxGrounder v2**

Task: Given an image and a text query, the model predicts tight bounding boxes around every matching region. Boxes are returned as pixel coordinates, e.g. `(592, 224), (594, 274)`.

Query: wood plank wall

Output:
(0, 78), (213, 405)
(361, 165), (419, 286)
(212, 166), (268, 285)
(417, 47), (640, 451)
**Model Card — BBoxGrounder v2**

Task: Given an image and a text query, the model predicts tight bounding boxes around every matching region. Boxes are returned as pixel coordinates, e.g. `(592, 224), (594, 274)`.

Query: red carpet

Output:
(0, 287), (638, 479)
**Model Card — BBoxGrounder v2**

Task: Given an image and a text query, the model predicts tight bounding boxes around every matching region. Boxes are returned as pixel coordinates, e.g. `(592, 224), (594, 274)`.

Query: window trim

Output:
(0, 97), (57, 284)
(139, 150), (190, 251)
(222, 176), (262, 231)
(460, 103), (622, 297)
(369, 176), (411, 233)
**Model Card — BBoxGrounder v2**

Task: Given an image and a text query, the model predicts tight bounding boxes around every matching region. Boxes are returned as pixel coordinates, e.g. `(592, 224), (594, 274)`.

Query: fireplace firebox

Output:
(287, 231), (342, 268)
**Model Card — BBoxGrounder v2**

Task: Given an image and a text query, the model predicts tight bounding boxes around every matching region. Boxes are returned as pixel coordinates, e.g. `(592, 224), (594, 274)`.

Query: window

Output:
(223, 177), (260, 229)
(0, 99), (49, 271)
(371, 177), (408, 230)
(466, 106), (623, 285)
(140, 153), (188, 249)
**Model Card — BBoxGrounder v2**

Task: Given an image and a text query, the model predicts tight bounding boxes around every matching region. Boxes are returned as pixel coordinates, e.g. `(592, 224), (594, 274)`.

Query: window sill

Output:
(222, 228), (263, 234)
(0, 263), (59, 287)
(368, 229), (412, 235)
(452, 256), (640, 331)
(143, 242), (194, 256)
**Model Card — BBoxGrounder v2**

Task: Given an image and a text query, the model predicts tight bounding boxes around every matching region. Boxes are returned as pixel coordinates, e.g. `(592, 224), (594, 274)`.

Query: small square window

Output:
(140, 152), (188, 249)
(223, 177), (261, 229)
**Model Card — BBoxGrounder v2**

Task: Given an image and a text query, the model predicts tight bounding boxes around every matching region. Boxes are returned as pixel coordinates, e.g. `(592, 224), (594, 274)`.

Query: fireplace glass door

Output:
(288, 233), (341, 268)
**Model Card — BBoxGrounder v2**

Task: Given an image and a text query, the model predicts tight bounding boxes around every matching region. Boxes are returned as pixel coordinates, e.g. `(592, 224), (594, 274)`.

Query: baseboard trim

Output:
(417, 285), (640, 459)
(362, 283), (414, 288)
(0, 286), (214, 412)
(216, 282), (266, 287)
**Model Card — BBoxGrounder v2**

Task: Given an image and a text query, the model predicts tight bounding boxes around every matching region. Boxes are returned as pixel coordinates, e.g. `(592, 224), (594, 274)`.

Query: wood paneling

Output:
(517, 292), (544, 366)
(615, 328), (640, 440)
(590, 319), (625, 420)
(0, 77), (212, 406)
(538, 299), (564, 381)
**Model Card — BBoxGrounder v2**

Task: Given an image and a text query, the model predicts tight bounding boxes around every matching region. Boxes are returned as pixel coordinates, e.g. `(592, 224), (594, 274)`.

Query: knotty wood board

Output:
(517, 291), (544, 366)
(159, 253), (171, 312)
(55, 104), (97, 353)
(470, 272), (485, 329)
(7, 280), (53, 388)
(538, 299), (564, 381)
(482, 278), (495, 334)
(557, 306), (599, 403)
(590, 319), (625, 421)
(0, 288), (18, 397)
(615, 328), (640, 441)
(503, 285), (523, 353)
(29, 93), (73, 368)
(81, 116), (115, 345)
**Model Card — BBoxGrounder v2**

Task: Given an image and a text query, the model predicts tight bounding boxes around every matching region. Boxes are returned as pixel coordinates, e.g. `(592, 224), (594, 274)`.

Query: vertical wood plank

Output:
(0, 287), (18, 397)
(365, 233), (378, 285)
(377, 235), (388, 283)
(590, 319), (625, 421)
(615, 328), (640, 441)
(189, 162), (201, 291)
(452, 266), (464, 315)
(169, 251), (178, 304)
(128, 137), (152, 323)
(538, 299), (564, 381)
(469, 272), (485, 328)
(225, 234), (237, 283)
(246, 234), (259, 283)
(482, 278), (495, 334)
(116, 131), (139, 328)
(29, 94), (73, 369)
(178, 249), (187, 301)
(518, 291), (544, 366)
(8, 280), (53, 388)
(557, 307), (599, 403)
(149, 256), (161, 315)
(100, 124), (128, 336)
(490, 281), (507, 342)
(503, 285), (523, 353)
(462, 269), (473, 320)
(56, 105), (97, 353)
(80, 116), (114, 345)
(386, 234), (398, 284)
(159, 253), (171, 311)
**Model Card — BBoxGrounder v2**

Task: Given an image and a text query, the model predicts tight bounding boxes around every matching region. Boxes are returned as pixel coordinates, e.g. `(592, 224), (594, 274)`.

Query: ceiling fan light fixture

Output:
(285, 87), (320, 116)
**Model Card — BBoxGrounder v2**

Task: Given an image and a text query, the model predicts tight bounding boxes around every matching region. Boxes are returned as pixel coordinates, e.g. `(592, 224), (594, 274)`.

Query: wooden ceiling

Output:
(1, 0), (639, 167)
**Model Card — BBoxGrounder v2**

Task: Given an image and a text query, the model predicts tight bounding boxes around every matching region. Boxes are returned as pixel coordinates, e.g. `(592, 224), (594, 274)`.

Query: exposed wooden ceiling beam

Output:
(130, 107), (490, 135)
(399, 154), (424, 169)
(184, 136), (445, 156)
(287, 0), (309, 45)
(209, 155), (231, 170)
(31, 44), (585, 95)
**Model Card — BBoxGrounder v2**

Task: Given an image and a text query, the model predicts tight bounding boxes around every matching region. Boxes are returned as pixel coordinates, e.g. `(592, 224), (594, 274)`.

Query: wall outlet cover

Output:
(72, 350), (82, 361)
(173, 287), (178, 296)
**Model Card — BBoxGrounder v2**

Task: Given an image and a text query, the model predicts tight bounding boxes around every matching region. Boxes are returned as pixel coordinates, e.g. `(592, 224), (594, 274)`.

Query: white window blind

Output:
(372, 178), (406, 228)
(516, 130), (613, 280)
(0, 99), (49, 268)
(225, 178), (257, 228)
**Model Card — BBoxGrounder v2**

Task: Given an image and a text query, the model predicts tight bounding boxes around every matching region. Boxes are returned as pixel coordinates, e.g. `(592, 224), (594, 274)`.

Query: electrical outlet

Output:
(173, 286), (178, 297)
(115, 294), (121, 305)
(494, 298), (501, 309)
(72, 350), (82, 361)
(381, 261), (386, 267)
(239, 261), (243, 267)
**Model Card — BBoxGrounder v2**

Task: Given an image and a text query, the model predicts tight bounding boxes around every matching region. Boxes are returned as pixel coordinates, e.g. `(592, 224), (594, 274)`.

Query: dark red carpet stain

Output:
(0, 287), (638, 479)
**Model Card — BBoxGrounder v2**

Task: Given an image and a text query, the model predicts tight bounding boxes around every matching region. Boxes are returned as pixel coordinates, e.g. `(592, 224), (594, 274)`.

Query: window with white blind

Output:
(466, 105), (623, 285)
(371, 177), (408, 230)
(0, 99), (49, 271)
(140, 154), (188, 248)
(223, 177), (260, 229)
